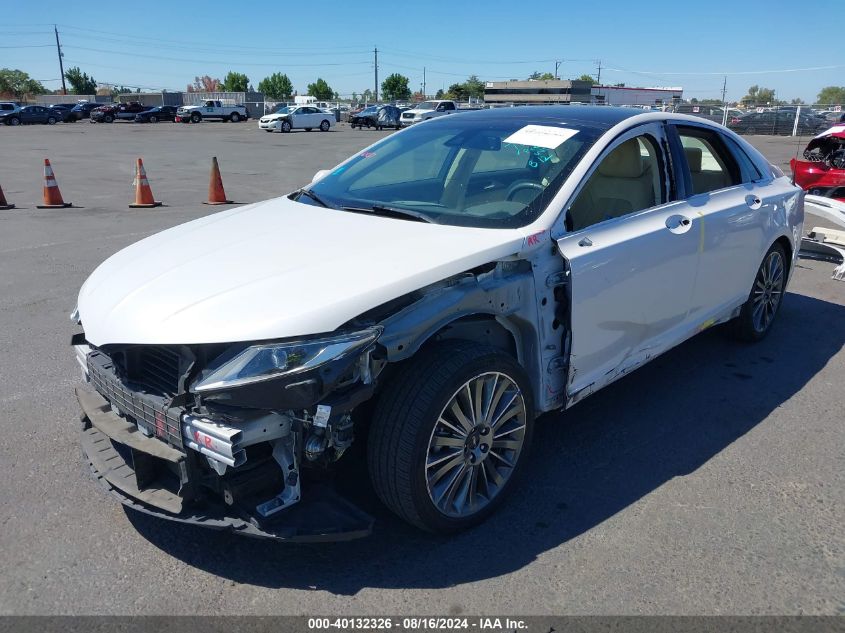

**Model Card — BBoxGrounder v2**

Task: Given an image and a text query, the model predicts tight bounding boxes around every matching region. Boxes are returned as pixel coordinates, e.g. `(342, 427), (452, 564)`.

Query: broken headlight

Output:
(190, 327), (382, 393)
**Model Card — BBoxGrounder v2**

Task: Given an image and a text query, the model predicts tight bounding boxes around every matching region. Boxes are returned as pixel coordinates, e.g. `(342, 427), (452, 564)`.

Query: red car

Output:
(790, 126), (845, 202)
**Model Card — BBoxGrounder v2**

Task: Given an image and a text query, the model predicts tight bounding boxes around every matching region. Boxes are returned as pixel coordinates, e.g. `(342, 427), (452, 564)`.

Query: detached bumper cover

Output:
(77, 385), (374, 542)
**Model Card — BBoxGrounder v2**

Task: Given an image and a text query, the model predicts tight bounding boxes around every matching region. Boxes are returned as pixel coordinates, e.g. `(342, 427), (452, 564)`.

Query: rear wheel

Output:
(368, 342), (534, 533)
(319, 120), (330, 132)
(730, 243), (787, 342)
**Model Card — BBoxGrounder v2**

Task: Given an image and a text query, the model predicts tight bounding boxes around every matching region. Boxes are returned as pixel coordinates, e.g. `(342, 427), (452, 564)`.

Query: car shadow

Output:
(126, 291), (845, 594)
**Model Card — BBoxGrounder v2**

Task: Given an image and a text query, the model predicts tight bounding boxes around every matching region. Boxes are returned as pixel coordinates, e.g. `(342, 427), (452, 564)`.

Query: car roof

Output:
(443, 105), (643, 129)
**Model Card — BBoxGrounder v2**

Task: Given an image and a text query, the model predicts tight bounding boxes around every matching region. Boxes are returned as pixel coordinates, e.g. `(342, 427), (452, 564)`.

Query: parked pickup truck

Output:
(176, 100), (248, 123)
(400, 99), (457, 126)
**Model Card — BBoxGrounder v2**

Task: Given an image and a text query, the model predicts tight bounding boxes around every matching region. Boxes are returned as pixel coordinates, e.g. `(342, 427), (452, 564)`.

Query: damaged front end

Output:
(72, 328), (381, 541)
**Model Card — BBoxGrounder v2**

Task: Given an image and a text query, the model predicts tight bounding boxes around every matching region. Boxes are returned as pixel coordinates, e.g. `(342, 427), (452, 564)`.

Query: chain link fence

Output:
(669, 103), (844, 136)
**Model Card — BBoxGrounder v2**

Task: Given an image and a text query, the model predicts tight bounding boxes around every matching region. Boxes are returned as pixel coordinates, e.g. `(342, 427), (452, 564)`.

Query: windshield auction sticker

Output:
(503, 125), (578, 149)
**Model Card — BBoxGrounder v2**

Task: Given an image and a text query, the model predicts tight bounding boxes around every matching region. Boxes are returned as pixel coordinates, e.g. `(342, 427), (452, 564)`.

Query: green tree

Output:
(790, 98), (806, 105)
(434, 88), (445, 99)
(381, 73), (411, 102)
(817, 86), (845, 105)
(361, 88), (373, 103)
(576, 74), (595, 84)
(446, 82), (468, 101)
(528, 71), (555, 80)
(0, 68), (47, 98)
(463, 75), (485, 99)
(741, 85), (775, 106)
(257, 73), (293, 100)
(221, 71), (249, 93)
(64, 67), (97, 94)
(307, 78), (334, 101)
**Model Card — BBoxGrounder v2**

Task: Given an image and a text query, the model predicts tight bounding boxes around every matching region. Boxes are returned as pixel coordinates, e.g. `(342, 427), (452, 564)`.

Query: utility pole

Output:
(422, 66), (426, 98)
(721, 76), (728, 126)
(555, 60), (562, 80)
(374, 46), (379, 103)
(54, 25), (67, 95)
(596, 60), (602, 85)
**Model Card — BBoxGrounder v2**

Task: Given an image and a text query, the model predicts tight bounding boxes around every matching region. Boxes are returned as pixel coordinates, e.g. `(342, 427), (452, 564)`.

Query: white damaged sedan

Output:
(72, 107), (803, 540)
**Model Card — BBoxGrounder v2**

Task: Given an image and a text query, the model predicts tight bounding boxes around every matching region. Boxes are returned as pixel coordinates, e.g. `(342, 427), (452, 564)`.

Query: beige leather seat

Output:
(569, 138), (657, 230)
(684, 146), (730, 194)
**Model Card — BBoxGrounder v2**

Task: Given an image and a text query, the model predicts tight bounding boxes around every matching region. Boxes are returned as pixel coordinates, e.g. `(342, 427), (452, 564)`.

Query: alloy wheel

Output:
(425, 372), (527, 518)
(752, 250), (784, 333)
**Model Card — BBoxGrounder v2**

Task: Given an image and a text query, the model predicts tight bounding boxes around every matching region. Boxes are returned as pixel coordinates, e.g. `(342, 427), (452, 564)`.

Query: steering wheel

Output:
(506, 180), (544, 201)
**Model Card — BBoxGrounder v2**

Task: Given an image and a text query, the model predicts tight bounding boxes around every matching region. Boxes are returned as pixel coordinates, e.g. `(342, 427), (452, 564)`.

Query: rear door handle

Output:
(745, 194), (762, 209)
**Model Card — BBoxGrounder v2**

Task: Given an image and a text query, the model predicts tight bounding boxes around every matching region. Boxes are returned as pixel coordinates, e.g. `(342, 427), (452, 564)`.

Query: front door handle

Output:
(665, 214), (693, 233)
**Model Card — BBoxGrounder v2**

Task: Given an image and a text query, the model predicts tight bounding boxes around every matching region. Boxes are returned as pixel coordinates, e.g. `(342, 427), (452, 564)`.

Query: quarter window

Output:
(677, 126), (741, 195)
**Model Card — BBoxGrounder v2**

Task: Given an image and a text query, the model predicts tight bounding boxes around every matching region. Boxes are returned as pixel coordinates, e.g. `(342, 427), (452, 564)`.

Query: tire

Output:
(367, 341), (534, 533)
(729, 242), (787, 342)
(104, 114), (114, 123)
(280, 120), (292, 133)
(8, 116), (20, 126)
(319, 120), (330, 132)
(149, 115), (158, 123)
(46, 116), (57, 125)
(191, 112), (201, 123)
(230, 112), (240, 122)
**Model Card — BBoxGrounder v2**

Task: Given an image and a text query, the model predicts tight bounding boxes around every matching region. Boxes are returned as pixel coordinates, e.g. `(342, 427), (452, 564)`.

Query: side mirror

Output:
(312, 169), (331, 183)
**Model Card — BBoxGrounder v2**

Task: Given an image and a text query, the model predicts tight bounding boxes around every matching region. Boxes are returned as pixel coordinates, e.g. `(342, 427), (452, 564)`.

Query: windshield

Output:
(415, 102), (437, 110)
(273, 106), (291, 115)
(307, 116), (602, 228)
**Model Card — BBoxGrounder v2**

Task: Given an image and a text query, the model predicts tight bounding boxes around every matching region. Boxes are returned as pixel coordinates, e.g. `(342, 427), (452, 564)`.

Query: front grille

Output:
(87, 350), (184, 449)
(129, 346), (182, 395)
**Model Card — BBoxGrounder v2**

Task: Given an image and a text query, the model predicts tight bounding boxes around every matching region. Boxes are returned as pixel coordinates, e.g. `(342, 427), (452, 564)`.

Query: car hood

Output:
(261, 113), (289, 121)
(77, 197), (527, 346)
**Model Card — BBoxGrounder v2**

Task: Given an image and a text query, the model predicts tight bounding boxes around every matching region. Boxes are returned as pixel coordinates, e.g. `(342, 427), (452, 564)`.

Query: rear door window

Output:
(676, 126), (742, 195)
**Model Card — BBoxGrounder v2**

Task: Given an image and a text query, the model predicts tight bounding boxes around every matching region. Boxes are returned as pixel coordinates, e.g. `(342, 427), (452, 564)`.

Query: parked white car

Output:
(177, 100), (247, 123)
(258, 105), (333, 133)
(400, 99), (458, 126)
(72, 107), (802, 541)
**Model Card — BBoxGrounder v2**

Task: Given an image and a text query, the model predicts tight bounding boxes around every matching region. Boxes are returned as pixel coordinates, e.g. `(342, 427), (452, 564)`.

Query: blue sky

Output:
(2, 0), (841, 102)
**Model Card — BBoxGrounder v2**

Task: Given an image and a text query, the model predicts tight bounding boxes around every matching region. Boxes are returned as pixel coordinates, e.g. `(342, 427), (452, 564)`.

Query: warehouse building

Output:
(484, 80), (683, 108)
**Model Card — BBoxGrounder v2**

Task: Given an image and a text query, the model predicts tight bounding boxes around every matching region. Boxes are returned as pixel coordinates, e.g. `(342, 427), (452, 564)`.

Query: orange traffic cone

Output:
(129, 158), (162, 208)
(203, 156), (234, 205)
(36, 159), (72, 208)
(0, 181), (14, 210)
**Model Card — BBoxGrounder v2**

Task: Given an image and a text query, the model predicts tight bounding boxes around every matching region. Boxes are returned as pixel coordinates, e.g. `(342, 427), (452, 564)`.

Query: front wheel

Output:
(230, 112), (240, 122)
(47, 116), (57, 125)
(149, 115), (158, 123)
(368, 342), (534, 533)
(729, 243), (787, 342)
(191, 112), (201, 123)
(280, 120), (292, 133)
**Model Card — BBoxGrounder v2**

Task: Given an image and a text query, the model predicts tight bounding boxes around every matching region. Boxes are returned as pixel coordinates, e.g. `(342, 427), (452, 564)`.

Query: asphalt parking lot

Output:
(0, 121), (843, 615)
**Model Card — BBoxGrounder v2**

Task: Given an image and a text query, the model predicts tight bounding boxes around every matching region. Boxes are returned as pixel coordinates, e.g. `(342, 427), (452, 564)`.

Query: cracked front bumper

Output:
(77, 386), (373, 542)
